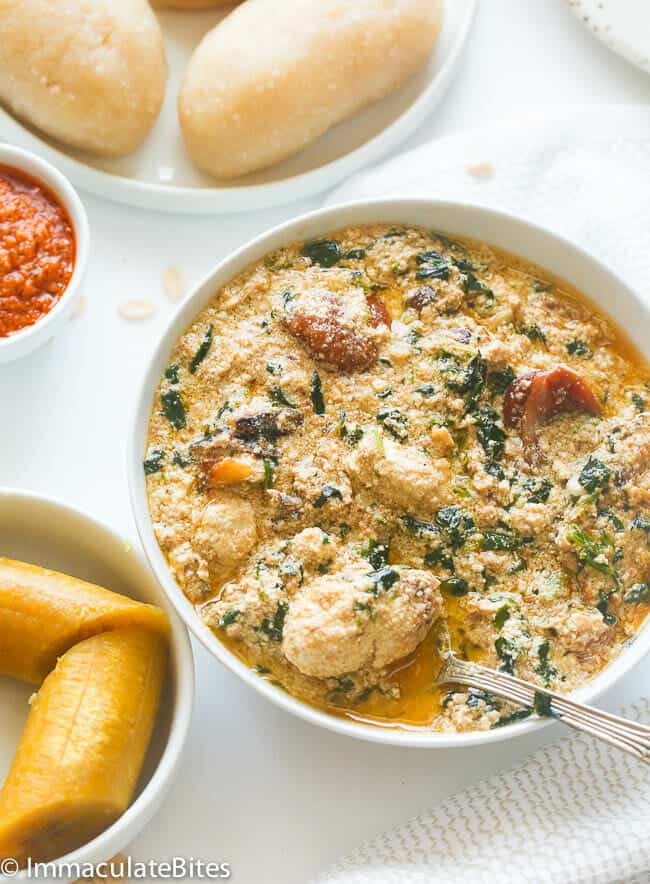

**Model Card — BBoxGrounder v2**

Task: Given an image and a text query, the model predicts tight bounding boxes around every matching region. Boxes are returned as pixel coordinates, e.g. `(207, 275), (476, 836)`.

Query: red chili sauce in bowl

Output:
(0, 165), (75, 338)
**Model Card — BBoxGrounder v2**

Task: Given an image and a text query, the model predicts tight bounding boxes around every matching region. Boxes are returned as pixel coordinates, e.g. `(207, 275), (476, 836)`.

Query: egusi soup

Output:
(145, 224), (650, 732)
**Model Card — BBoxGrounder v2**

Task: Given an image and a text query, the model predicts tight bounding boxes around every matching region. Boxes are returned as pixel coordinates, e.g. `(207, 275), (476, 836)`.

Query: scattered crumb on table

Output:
(466, 161), (495, 179)
(70, 295), (86, 319)
(118, 299), (156, 321)
(162, 266), (186, 302)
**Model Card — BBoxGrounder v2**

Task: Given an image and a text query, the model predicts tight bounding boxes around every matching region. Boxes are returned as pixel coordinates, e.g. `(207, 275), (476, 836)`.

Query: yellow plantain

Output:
(0, 627), (167, 866)
(0, 557), (169, 684)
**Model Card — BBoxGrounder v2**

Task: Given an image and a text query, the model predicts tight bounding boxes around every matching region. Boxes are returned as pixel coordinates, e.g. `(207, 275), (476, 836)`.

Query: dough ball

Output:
(151, 0), (237, 8)
(0, 0), (167, 156)
(179, 0), (444, 178)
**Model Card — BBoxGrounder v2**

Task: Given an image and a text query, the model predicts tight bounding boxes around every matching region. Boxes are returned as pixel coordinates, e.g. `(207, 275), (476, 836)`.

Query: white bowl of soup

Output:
(128, 200), (650, 748)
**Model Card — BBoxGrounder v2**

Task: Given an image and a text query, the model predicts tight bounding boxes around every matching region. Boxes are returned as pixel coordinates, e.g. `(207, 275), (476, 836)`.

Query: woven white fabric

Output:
(316, 701), (650, 884)
(317, 108), (650, 884)
(328, 106), (650, 304)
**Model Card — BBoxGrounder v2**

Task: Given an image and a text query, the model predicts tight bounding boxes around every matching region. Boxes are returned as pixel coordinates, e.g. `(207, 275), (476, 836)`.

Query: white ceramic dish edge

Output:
(128, 198), (650, 748)
(0, 1), (477, 215)
(0, 145), (89, 363)
(0, 489), (194, 882)
(565, 0), (650, 75)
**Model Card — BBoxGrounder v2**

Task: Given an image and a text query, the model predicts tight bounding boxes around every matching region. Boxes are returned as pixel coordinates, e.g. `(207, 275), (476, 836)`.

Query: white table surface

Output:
(2, 1), (650, 882)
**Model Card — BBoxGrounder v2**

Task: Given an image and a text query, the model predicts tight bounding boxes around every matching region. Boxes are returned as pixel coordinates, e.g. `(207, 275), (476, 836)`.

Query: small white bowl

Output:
(0, 489), (194, 880)
(128, 198), (650, 748)
(0, 144), (89, 363)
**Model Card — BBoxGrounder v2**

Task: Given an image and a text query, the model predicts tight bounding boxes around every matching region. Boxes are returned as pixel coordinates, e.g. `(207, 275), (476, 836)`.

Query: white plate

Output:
(0, 490), (194, 880)
(0, 1), (476, 215)
(566, 0), (650, 74)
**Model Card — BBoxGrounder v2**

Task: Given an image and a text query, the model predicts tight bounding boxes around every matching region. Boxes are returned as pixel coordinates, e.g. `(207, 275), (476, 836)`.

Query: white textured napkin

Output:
(317, 702), (650, 884)
(318, 108), (650, 884)
(328, 106), (650, 302)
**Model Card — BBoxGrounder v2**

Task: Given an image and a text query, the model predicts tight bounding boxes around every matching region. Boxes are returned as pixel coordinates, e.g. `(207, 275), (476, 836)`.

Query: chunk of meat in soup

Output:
(503, 365), (601, 460)
(285, 287), (381, 372)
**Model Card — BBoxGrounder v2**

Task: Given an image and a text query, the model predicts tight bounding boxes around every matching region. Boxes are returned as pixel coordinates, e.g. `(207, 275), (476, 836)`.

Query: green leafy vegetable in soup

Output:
(578, 456), (610, 494)
(440, 577), (468, 597)
(415, 250), (449, 280)
(143, 449), (165, 475)
(190, 324), (214, 374)
(161, 389), (186, 430)
(481, 529), (522, 552)
(301, 239), (341, 267)
(310, 372), (326, 415)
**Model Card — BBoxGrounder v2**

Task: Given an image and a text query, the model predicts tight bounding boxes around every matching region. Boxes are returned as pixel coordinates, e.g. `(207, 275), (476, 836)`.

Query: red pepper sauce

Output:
(0, 165), (75, 337)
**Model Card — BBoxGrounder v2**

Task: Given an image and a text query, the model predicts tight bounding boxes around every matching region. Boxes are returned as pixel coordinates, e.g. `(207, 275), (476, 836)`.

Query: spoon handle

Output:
(440, 655), (650, 763)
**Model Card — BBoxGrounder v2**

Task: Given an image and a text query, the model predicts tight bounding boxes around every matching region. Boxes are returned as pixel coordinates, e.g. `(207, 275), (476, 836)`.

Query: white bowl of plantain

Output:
(0, 490), (194, 878)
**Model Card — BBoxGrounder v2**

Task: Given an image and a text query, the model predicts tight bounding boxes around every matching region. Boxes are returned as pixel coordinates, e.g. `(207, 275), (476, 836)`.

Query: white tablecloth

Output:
(2, 2), (649, 881)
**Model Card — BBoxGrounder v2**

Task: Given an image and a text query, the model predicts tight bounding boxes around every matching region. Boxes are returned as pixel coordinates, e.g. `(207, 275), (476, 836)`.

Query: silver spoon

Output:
(433, 625), (650, 763)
